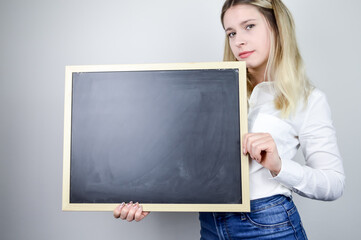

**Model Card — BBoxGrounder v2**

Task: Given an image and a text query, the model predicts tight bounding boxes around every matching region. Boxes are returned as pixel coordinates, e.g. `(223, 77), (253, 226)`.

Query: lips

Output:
(239, 50), (255, 59)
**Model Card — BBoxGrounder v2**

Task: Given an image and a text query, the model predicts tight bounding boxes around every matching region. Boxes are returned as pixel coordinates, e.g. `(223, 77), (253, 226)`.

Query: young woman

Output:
(114, 0), (345, 239)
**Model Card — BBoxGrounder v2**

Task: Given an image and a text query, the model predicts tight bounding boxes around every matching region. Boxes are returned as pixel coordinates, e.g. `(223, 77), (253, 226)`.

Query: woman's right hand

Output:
(113, 201), (150, 222)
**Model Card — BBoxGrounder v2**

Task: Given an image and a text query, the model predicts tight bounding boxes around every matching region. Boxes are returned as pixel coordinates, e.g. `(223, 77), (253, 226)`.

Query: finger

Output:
(136, 205), (150, 222)
(243, 133), (259, 154)
(113, 202), (125, 218)
(134, 203), (143, 222)
(242, 133), (250, 154)
(126, 202), (139, 222)
(254, 140), (281, 173)
(249, 137), (273, 161)
(243, 133), (268, 154)
(120, 201), (133, 220)
(246, 134), (263, 157)
(248, 133), (272, 150)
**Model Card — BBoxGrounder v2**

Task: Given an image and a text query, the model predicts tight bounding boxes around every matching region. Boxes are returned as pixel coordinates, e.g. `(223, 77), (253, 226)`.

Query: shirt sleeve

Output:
(273, 90), (345, 201)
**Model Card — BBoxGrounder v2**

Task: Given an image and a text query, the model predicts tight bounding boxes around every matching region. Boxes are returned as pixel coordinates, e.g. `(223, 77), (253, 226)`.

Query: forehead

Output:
(223, 4), (263, 28)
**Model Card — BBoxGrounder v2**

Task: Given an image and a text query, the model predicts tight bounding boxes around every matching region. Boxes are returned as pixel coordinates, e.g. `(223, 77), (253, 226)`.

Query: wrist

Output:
(271, 157), (282, 177)
(271, 169), (280, 177)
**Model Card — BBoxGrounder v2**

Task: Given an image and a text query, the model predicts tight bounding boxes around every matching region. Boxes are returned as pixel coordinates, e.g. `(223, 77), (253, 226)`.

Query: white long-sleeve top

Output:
(248, 82), (345, 201)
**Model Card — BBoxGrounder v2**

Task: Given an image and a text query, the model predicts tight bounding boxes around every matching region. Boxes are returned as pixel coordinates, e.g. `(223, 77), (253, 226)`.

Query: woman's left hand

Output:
(243, 133), (282, 176)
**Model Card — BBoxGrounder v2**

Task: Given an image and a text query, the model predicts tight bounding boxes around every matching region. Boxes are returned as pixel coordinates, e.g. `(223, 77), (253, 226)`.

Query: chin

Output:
(245, 62), (264, 71)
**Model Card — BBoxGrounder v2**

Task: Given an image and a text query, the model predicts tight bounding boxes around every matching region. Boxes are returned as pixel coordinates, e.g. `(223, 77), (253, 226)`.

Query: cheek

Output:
(229, 43), (239, 59)
(262, 36), (271, 52)
(254, 33), (271, 60)
(262, 39), (271, 60)
(261, 30), (271, 54)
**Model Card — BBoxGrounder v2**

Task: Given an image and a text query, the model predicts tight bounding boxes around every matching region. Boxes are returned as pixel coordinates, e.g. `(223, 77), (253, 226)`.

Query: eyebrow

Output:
(225, 19), (257, 32)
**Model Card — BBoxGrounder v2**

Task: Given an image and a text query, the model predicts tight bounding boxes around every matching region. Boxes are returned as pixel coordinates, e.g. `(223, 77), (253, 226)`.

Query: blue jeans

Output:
(199, 195), (307, 240)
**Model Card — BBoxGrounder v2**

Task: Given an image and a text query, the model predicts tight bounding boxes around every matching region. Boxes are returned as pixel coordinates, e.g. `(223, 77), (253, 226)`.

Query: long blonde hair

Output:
(221, 0), (312, 116)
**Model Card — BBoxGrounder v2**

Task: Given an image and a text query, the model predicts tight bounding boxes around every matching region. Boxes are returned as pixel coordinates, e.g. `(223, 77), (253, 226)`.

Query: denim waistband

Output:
(250, 194), (290, 212)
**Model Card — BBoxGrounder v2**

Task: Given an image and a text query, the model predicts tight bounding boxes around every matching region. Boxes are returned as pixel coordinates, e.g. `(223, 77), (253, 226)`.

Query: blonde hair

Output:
(221, 0), (312, 116)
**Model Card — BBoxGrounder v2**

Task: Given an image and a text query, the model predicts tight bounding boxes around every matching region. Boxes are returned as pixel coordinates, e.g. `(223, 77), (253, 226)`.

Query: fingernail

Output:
(133, 204), (137, 208)
(118, 202), (125, 210)
(243, 148), (246, 154)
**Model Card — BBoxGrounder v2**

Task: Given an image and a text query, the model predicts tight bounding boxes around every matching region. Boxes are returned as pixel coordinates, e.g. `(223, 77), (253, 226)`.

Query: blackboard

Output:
(62, 62), (249, 212)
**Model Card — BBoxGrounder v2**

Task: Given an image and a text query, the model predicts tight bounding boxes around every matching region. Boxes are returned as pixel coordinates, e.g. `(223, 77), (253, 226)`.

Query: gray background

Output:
(0, 0), (360, 239)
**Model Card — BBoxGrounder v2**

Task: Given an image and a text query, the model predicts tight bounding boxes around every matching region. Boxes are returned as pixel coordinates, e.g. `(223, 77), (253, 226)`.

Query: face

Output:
(223, 4), (271, 73)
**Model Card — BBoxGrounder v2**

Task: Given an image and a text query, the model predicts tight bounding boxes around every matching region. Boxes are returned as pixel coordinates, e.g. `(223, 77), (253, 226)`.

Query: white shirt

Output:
(248, 82), (345, 201)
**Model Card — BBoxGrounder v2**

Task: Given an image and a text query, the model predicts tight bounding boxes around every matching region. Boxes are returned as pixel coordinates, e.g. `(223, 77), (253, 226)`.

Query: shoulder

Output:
(307, 88), (328, 106)
(304, 88), (333, 120)
(295, 87), (330, 115)
(289, 88), (332, 133)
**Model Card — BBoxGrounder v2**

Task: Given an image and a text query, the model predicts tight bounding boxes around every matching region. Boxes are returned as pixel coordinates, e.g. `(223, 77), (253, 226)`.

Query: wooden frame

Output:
(62, 62), (249, 212)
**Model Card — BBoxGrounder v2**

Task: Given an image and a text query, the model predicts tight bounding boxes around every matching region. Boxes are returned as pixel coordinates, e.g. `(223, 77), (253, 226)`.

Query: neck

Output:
(247, 64), (267, 87)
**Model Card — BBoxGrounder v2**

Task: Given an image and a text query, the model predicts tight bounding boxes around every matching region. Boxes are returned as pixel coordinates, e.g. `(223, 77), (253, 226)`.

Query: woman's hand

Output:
(113, 201), (150, 222)
(243, 133), (282, 176)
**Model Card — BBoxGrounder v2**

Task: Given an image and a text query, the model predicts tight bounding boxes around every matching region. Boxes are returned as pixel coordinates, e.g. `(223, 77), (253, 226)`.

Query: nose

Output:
(235, 34), (246, 47)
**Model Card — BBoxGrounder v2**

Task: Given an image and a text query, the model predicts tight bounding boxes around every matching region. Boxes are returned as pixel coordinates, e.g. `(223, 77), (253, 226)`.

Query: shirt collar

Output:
(248, 81), (276, 107)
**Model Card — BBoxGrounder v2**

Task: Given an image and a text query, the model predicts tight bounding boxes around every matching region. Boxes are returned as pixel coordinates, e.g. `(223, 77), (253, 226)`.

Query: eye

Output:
(246, 24), (255, 30)
(228, 32), (236, 38)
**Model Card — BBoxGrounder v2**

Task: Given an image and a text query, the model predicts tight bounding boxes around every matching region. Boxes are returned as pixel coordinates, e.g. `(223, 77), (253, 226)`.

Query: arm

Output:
(274, 91), (345, 201)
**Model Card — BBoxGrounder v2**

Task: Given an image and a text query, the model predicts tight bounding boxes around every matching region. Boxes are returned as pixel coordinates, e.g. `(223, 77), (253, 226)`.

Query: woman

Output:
(114, 0), (345, 239)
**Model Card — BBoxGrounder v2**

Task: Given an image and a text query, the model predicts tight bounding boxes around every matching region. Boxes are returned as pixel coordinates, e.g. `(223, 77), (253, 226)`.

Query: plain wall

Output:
(1, 0), (360, 239)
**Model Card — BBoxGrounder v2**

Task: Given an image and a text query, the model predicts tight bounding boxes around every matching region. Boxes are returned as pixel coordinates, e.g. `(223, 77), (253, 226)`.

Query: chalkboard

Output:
(62, 62), (249, 212)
